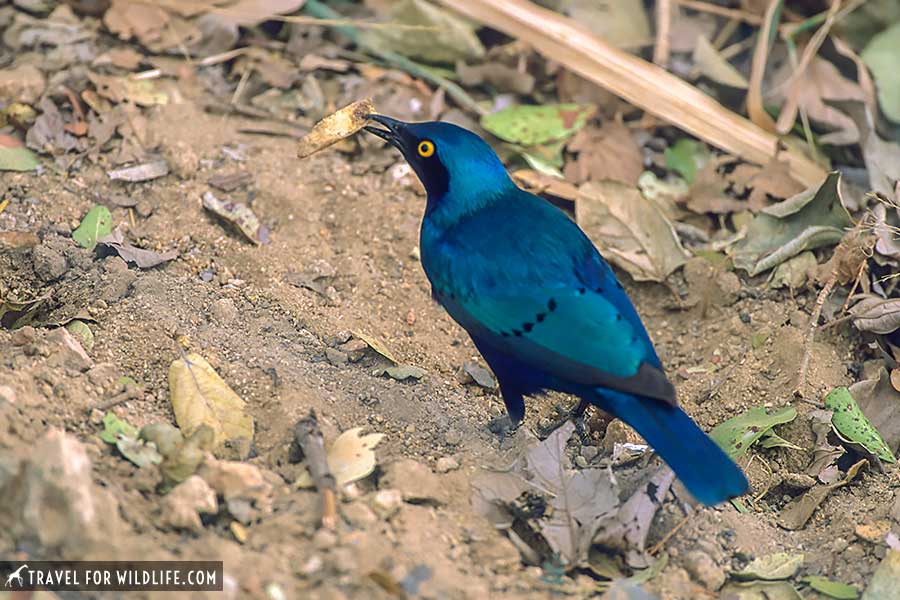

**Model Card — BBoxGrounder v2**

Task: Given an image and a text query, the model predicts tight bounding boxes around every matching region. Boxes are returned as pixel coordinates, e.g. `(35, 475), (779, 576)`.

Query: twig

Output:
(648, 512), (692, 555)
(653, 0), (672, 67)
(795, 270), (836, 398)
(674, 0), (762, 25)
(92, 382), (144, 412)
(293, 411), (338, 530)
(212, 11), (439, 31)
(304, 0), (483, 115)
(747, 0), (781, 133)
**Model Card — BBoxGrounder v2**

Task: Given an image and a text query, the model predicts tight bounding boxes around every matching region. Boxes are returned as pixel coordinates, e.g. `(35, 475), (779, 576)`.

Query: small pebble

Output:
(443, 430), (462, 446)
(312, 528), (337, 549)
(435, 456), (459, 473)
(580, 446), (599, 461)
(574, 455), (588, 468)
(230, 521), (248, 544)
(325, 348), (348, 366)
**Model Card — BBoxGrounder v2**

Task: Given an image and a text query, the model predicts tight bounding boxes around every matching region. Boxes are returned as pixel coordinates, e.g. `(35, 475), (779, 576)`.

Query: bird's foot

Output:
(487, 415), (520, 437)
(537, 399), (592, 440)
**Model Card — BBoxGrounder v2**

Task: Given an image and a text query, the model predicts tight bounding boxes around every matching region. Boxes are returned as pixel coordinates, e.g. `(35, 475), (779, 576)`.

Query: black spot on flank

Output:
(536, 312), (546, 322)
(596, 286), (603, 293)
(630, 335), (637, 343)
(501, 331), (510, 337)
(548, 298), (557, 311)
(523, 322), (533, 333)
(513, 329), (523, 337)
(615, 314), (622, 322)
(578, 287), (586, 295)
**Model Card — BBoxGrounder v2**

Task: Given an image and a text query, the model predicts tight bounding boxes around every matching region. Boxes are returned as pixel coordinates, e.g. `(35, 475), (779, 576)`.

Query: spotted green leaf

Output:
(72, 205), (112, 249)
(800, 575), (859, 599)
(825, 387), (896, 463)
(481, 104), (595, 147)
(710, 406), (797, 459)
(100, 412), (138, 444)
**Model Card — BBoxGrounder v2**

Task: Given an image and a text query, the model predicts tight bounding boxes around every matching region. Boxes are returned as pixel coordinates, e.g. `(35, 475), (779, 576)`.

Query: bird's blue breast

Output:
(420, 187), (664, 392)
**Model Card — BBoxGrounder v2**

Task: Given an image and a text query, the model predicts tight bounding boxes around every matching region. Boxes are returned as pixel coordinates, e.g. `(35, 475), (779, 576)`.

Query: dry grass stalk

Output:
(438, 0), (826, 187)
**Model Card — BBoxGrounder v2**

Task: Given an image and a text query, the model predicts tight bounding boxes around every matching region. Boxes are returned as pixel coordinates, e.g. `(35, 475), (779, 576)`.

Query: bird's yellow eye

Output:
(417, 140), (435, 157)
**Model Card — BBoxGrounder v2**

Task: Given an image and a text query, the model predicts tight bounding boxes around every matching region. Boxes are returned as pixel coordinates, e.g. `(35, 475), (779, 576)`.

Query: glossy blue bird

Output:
(364, 114), (748, 505)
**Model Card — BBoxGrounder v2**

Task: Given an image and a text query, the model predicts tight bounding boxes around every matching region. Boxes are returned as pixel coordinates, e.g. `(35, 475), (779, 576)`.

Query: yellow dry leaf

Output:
(296, 98), (374, 158)
(296, 427), (385, 488)
(168, 352), (254, 451)
(351, 330), (399, 364)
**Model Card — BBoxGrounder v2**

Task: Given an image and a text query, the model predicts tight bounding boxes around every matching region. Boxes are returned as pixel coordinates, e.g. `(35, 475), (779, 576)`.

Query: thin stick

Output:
(653, 0), (672, 67)
(795, 274), (835, 398)
(210, 10), (439, 31)
(649, 512), (692, 555)
(674, 0), (762, 25)
(293, 411), (338, 530)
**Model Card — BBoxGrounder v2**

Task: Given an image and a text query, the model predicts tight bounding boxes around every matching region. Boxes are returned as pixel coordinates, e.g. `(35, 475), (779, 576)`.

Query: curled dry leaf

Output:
(850, 295), (900, 335)
(576, 180), (689, 282)
(778, 460), (866, 530)
(295, 427), (385, 488)
(296, 98), (375, 158)
(351, 330), (399, 364)
(97, 228), (177, 269)
(730, 172), (850, 276)
(202, 191), (269, 245)
(168, 352), (254, 452)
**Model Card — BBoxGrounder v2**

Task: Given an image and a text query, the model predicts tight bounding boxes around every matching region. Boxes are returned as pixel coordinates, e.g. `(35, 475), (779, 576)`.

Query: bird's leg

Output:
(487, 384), (525, 437)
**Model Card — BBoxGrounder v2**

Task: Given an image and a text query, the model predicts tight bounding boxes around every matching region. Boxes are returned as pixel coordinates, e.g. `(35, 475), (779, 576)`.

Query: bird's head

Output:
(365, 114), (514, 225)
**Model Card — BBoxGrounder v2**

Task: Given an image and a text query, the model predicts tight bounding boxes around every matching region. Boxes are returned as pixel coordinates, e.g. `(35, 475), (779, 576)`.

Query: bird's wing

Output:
(437, 285), (676, 405)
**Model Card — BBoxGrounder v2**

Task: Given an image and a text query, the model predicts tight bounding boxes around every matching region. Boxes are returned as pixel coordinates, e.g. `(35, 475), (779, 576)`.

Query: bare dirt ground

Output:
(2, 95), (897, 599)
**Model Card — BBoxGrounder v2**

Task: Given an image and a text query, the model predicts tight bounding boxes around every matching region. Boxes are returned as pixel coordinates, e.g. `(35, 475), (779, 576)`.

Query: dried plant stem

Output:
(293, 411), (338, 530)
(438, 0), (826, 186)
(654, 0), (672, 67)
(674, 0), (762, 25)
(648, 512), (692, 555)
(795, 273), (835, 398)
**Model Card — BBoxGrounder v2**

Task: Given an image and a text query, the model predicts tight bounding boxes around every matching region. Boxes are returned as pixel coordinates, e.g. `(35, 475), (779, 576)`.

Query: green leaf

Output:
(710, 406), (797, 459)
(66, 320), (94, 352)
(800, 575), (859, 599)
(732, 552), (804, 581)
(861, 22), (900, 124)
(759, 431), (803, 451)
(72, 205), (113, 250)
(824, 387), (896, 463)
(731, 172), (850, 276)
(481, 104), (595, 147)
(100, 412), (138, 444)
(664, 139), (708, 184)
(116, 436), (163, 468)
(0, 146), (39, 171)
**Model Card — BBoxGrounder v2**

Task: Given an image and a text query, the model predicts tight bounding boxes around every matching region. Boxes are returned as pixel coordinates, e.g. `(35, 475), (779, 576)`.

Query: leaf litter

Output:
(294, 427), (385, 489)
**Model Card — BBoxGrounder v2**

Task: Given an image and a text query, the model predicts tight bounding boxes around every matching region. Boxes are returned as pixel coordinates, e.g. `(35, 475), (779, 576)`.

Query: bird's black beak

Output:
(364, 114), (406, 150)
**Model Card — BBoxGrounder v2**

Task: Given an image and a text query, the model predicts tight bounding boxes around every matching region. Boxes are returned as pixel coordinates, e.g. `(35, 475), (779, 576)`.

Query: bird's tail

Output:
(594, 389), (748, 506)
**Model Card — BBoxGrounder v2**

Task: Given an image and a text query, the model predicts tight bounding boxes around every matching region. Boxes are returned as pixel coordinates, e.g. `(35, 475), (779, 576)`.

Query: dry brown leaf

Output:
(295, 427), (385, 488)
(169, 352), (254, 451)
(770, 57), (868, 146)
(297, 98), (374, 158)
(727, 159), (805, 210)
(563, 120), (643, 186)
(438, 0), (826, 186)
(685, 156), (744, 214)
(512, 169), (579, 203)
(213, 0), (307, 26)
(576, 180), (689, 282)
